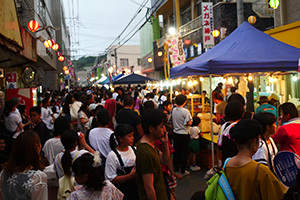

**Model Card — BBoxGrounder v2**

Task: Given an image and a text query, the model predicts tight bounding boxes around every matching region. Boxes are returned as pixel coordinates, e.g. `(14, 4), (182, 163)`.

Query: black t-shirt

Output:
(34, 121), (51, 147)
(116, 95), (124, 113)
(116, 108), (141, 142)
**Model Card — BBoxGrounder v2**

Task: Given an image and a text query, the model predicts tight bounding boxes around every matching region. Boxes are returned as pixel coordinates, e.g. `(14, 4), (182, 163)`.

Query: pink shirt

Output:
(272, 119), (300, 156)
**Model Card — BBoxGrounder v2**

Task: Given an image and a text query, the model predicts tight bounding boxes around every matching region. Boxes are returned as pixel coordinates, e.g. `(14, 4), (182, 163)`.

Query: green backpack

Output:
(205, 158), (235, 200)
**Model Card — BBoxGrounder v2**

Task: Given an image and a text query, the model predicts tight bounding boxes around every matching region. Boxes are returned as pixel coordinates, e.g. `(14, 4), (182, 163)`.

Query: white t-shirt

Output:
(89, 127), (113, 158)
(54, 149), (90, 179)
(252, 138), (278, 170)
(112, 92), (118, 100)
(41, 107), (53, 130)
(89, 117), (94, 129)
(4, 112), (22, 132)
(42, 138), (64, 165)
(77, 111), (89, 130)
(172, 107), (192, 135)
(105, 147), (136, 181)
(190, 126), (201, 139)
(14, 108), (22, 119)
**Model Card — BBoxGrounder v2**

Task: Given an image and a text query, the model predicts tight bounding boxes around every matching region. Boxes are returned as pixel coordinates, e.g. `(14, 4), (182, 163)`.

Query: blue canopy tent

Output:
(100, 74), (124, 84)
(170, 21), (300, 168)
(113, 73), (156, 84)
(170, 21), (300, 79)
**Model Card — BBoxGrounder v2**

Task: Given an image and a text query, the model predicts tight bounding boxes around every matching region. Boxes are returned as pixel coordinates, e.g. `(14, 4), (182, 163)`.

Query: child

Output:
(105, 124), (138, 200)
(68, 153), (124, 200)
(189, 116), (202, 171)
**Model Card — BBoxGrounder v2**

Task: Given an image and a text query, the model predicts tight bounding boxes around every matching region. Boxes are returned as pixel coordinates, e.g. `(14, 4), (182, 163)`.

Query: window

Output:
(120, 58), (129, 66)
(137, 58), (141, 66)
(38, 0), (46, 24)
(180, 4), (191, 26)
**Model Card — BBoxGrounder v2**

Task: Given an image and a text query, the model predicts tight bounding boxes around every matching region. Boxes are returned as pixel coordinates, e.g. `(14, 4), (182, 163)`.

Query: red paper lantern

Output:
(212, 29), (220, 38)
(28, 20), (39, 32)
(56, 52), (62, 57)
(58, 56), (65, 62)
(52, 44), (59, 51)
(44, 40), (53, 48)
(63, 66), (68, 71)
(64, 70), (70, 75)
(51, 39), (56, 45)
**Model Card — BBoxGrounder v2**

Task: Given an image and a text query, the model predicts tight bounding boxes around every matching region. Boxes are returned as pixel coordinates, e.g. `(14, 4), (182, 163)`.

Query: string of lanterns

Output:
(28, 20), (65, 62)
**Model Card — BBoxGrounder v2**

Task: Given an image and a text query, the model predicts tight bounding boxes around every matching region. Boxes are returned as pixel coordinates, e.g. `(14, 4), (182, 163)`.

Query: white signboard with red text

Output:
(167, 33), (186, 67)
(202, 2), (214, 49)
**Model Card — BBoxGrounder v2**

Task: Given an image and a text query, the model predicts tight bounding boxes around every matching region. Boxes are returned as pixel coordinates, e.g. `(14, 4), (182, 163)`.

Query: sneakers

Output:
(178, 170), (190, 176)
(190, 165), (201, 171)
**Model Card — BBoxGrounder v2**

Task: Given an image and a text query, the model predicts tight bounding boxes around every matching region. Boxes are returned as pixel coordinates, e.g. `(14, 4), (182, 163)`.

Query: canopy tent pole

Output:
(209, 74), (215, 168)
(170, 83), (173, 104)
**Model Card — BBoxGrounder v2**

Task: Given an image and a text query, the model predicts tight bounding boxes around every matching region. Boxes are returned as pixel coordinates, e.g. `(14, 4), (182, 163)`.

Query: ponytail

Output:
(60, 130), (79, 177)
(109, 133), (118, 149)
(61, 149), (72, 176)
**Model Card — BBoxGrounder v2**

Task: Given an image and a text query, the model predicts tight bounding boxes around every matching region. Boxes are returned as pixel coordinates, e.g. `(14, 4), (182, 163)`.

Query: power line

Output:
(105, 0), (150, 50)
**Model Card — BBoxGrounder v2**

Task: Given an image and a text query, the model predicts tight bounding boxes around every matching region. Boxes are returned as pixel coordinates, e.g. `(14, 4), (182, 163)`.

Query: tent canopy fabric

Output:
(170, 22), (300, 79)
(100, 74), (124, 84)
(113, 73), (156, 84)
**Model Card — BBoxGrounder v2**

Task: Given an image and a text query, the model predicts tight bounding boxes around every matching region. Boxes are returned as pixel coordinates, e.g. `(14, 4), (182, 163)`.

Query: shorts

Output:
(189, 139), (200, 153)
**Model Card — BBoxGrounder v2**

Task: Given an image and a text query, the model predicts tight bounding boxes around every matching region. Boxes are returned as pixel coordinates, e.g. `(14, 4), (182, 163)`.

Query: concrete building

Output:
(106, 45), (142, 76)
(5, 0), (71, 90)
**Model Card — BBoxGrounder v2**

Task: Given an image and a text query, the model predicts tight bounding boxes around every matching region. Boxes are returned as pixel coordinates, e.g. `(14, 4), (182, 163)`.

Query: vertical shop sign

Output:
(167, 33), (186, 67)
(202, 2), (214, 49)
(6, 73), (17, 89)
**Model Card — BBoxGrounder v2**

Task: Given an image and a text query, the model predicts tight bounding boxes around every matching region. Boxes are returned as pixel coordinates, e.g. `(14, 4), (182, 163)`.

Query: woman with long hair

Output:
(105, 124), (138, 200)
(54, 130), (94, 179)
(0, 130), (47, 199)
(223, 119), (286, 200)
(68, 153), (123, 200)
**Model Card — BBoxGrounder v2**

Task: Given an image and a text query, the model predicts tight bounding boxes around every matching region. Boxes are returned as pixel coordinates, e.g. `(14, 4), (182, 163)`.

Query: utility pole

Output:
(114, 48), (117, 73)
(173, 0), (181, 31)
(237, 0), (244, 26)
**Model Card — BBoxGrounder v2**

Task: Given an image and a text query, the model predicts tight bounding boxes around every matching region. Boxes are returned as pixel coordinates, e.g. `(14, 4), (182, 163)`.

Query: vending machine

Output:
(6, 88), (38, 116)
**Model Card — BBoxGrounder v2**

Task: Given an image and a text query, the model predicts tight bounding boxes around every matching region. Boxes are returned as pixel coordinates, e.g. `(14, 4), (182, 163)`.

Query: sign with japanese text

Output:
(6, 72), (17, 89)
(202, 2), (214, 49)
(166, 33), (186, 67)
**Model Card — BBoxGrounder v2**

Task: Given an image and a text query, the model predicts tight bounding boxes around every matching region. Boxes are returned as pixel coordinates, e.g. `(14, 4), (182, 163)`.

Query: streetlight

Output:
(168, 27), (176, 35)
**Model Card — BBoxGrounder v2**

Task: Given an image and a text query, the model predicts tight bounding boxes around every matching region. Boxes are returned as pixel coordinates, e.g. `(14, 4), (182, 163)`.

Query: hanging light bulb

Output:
(200, 77), (204, 82)
(248, 75), (253, 81)
(228, 77), (233, 84)
(193, 80), (198, 85)
(269, 77), (274, 83)
(188, 81), (193, 87)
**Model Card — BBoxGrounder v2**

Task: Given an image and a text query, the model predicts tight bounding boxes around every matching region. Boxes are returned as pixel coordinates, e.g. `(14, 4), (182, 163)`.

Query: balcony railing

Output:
(179, 15), (202, 37)
(252, 2), (274, 18)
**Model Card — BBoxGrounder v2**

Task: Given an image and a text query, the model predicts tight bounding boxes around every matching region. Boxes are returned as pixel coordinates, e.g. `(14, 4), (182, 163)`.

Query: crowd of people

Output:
(0, 83), (299, 200)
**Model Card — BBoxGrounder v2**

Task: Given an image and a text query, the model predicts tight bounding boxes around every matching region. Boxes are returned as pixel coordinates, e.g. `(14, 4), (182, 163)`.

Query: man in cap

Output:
(272, 102), (300, 156)
(255, 96), (278, 119)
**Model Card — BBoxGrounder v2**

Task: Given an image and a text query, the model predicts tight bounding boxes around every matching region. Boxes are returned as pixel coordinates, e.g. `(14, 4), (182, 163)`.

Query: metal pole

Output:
(209, 74), (215, 168)
(237, 0), (244, 26)
(115, 48), (117, 73)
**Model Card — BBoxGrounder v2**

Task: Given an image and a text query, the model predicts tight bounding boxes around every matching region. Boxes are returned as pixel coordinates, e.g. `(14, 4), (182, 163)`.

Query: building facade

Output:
(1, 0), (71, 90)
(106, 45), (142, 75)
